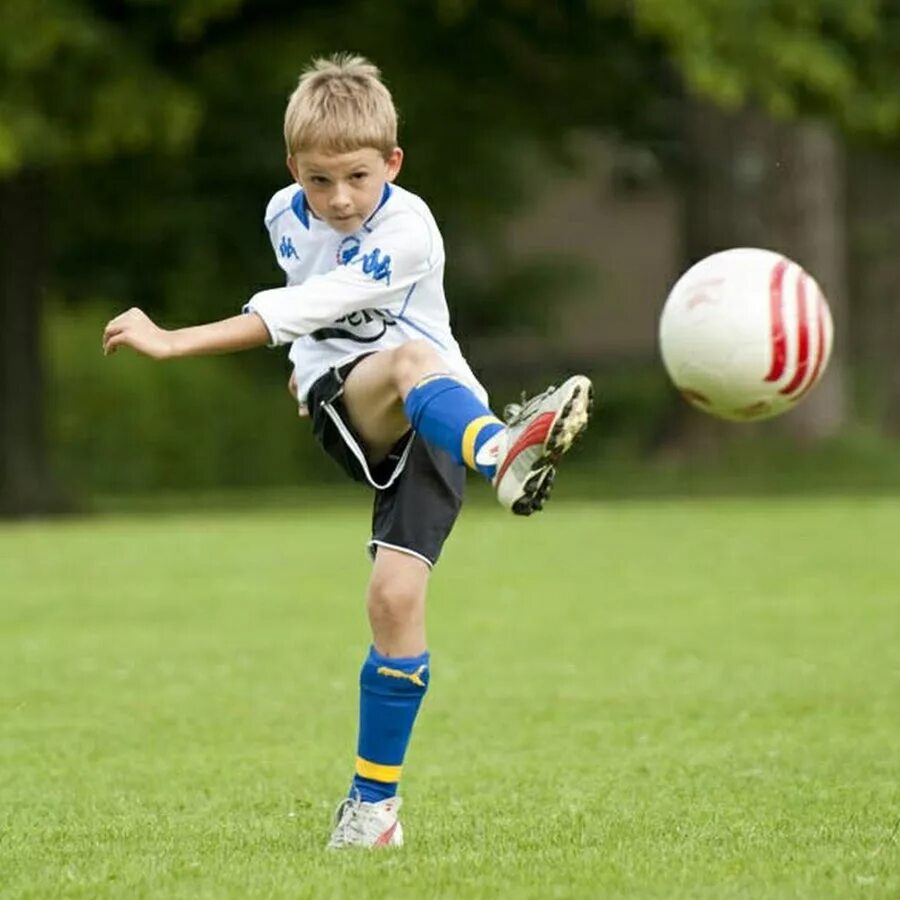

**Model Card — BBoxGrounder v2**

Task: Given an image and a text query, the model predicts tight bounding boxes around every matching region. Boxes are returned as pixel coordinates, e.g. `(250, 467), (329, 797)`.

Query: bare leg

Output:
(334, 546), (430, 832)
(366, 546), (429, 657)
(329, 351), (448, 841)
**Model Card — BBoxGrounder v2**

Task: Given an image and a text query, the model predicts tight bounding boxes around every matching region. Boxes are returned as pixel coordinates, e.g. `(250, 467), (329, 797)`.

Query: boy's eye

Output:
(310, 176), (330, 186)
(351, 172), (368, 181)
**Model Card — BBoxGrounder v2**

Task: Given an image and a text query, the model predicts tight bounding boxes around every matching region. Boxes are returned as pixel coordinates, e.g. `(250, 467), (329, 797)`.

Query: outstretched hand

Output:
(103, 308), (174, 359)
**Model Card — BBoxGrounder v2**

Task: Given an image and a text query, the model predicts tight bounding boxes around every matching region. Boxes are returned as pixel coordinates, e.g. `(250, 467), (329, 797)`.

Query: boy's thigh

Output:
(341, 349), (409, 462)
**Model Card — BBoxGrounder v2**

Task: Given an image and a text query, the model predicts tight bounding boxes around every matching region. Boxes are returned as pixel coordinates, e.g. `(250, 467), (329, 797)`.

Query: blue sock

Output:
(350, 646), (430, 803)
(404, 375), (505, 479)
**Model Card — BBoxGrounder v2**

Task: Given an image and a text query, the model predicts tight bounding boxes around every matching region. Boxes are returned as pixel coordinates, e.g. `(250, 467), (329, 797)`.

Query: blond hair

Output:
(284, 54), (398, 158)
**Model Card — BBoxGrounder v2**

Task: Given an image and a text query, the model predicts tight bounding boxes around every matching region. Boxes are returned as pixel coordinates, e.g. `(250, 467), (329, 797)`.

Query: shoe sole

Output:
(511, 376), (593, 516)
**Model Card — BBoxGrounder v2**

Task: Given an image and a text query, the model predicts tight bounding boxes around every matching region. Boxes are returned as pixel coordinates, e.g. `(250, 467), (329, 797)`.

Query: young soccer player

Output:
(102, 54), (592, 848)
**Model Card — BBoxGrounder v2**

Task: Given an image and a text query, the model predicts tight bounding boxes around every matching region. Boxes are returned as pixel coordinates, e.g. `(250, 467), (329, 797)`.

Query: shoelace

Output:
(329, 796), (365, 847)
(503, 384), (557, 426)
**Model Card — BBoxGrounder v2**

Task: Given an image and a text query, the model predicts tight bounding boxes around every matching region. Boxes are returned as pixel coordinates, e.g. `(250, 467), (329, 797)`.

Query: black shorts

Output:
(306, 354), (466, 567)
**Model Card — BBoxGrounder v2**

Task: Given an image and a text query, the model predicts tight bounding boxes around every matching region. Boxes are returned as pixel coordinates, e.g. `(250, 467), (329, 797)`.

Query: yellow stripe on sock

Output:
(355, 756), (402, 783)
(462, 415), (502, 469)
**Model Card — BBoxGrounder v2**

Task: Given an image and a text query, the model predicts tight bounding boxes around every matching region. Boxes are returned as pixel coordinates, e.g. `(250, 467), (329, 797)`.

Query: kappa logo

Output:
(340, 244), (393, 282)
(376, 664), (428, 687)
(361, 248), (392, 283)
(279, 235), (298, 260)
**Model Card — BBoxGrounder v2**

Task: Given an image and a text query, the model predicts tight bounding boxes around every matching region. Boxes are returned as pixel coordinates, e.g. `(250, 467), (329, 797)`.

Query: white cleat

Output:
(493, 374), (593, 515)
(326, 794), (404, 849)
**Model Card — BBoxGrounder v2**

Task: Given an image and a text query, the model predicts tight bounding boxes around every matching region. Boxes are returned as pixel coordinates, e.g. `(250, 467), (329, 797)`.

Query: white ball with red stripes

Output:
(659, 248), (834, 422)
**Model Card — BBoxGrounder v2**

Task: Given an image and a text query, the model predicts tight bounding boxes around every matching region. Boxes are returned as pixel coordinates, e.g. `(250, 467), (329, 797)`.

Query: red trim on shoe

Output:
(494, 411), (554, 484)
(374, 821), (399, 846)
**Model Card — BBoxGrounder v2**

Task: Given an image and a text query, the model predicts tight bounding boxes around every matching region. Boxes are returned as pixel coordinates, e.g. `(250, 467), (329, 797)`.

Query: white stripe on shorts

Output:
(321, 400), (413, 491)
(367, 539), (434, 568)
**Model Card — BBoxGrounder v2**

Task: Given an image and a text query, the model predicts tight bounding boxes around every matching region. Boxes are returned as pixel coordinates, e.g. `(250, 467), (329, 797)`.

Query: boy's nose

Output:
(330, 186), (352, 210)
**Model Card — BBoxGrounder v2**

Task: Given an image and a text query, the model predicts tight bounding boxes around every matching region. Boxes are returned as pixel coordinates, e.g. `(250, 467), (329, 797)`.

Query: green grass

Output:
(1, 496), (898, 899)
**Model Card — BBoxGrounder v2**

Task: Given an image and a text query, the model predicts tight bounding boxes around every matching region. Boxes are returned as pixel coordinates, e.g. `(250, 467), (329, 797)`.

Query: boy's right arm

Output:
(102, 307), (270, 359)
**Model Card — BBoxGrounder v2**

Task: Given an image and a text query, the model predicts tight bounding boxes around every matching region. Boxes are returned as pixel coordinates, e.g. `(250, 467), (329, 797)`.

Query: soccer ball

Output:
(658, 248), (834, 422)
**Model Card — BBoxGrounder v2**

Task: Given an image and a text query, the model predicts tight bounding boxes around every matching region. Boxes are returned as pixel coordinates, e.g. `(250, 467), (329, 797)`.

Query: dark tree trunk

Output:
(677, 101), (848, 445)
(846, 150), (900, 435)
(0, 171), (67, 516)
(762, 117), (847, 438)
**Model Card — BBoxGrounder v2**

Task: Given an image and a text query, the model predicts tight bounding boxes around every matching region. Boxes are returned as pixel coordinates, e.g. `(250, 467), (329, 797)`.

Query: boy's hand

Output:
(287, 372), (310, 417)
(103, 308), (174, 359)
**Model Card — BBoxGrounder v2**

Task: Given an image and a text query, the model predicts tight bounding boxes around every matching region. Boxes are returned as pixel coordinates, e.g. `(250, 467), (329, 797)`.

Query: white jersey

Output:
(244, 183), (487, 405)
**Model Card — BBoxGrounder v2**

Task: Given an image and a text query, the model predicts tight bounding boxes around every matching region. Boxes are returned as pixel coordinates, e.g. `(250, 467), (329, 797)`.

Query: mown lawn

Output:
(1, 496), (898, 898)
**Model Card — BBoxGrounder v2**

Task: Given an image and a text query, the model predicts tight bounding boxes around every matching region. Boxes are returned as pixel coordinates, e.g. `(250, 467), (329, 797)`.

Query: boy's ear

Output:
(287, 154), (301, 184)
(385, 147), (404, 182)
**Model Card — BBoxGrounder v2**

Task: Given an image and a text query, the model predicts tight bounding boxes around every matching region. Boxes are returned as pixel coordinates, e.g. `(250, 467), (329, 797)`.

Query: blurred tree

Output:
(53, 0), (898, 374)
(847, 148), (900, 434)
(628, 0), (900, 442)
(0, 0), (244, 514)
(50, 0), (668, 329)
(4, 0), (900, 511)
(628, 0), (900, 136)
(679, 102), (848, 440)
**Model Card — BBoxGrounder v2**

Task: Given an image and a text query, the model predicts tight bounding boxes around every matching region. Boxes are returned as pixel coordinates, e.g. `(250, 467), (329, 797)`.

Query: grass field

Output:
(1, 494), (898, 899)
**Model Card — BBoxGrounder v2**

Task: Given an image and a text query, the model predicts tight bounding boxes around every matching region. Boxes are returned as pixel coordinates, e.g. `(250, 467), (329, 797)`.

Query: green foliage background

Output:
(4, 0), (900, 498)
(47, 304), (332, 494)
(46, 304), (900, 498)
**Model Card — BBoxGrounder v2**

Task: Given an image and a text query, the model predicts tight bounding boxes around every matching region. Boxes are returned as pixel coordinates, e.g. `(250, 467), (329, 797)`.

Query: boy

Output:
(102, 54), (592, 848)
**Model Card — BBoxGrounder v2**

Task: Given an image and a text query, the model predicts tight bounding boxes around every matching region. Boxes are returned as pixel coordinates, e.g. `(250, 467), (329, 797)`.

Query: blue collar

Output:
(363, 184), (393, 229)
(290, 183), (393, 232)
(291, 189), (311, 229)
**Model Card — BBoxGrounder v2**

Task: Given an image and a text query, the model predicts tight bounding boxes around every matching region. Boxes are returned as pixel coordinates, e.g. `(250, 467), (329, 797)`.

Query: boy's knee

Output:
(367, 571), (424, 626)
(392, 340), (441, 392)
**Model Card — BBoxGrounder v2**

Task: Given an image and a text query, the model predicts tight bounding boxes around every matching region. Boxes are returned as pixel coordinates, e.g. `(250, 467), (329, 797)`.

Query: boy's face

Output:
(288, 147), (403, 234)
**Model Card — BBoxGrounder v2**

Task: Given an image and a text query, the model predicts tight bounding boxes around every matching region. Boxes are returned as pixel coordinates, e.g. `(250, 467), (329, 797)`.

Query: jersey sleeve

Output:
(244, 210), (433, 346)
